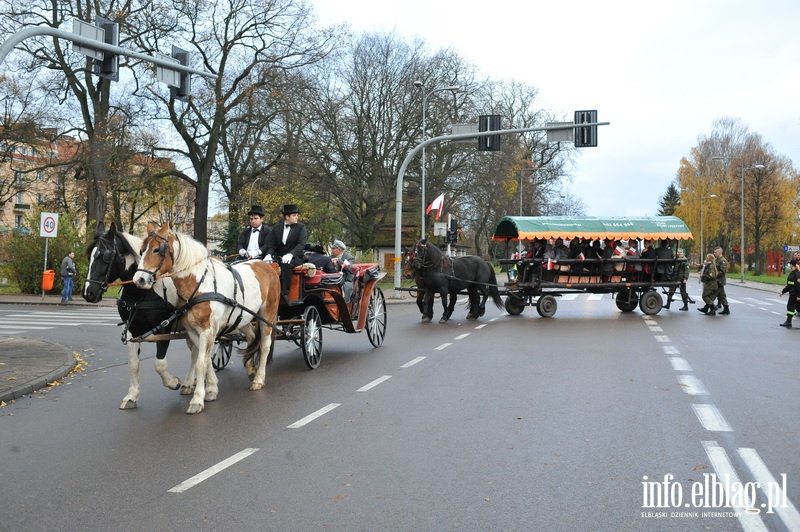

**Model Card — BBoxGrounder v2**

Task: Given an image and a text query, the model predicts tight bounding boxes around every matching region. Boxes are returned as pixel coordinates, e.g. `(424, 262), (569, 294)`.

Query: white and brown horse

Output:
(132, 222), (281, 415)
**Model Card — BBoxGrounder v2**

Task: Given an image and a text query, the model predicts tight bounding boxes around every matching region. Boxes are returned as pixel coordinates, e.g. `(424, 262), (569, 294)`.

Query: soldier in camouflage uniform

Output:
(713, 247), (730, 315)
(698, 253), (719, 315)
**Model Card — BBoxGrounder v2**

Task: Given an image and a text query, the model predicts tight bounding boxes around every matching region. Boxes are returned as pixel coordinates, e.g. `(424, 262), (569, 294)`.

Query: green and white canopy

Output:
(492, 216), (694, 242)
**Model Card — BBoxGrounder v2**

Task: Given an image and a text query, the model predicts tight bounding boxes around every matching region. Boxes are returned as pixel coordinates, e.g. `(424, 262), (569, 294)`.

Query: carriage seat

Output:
(302, 270), (344, 288)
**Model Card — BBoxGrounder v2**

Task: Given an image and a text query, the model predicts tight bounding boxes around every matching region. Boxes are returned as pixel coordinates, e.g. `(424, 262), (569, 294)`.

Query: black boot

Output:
(780, 316), (792, 328)
(708, 306), (717, 316)
(688, 298), (696, 304)
(720, 305), (730, 315)
(697, 305), (709, 314)
(679, 302), (688, 311)
(664, 299), (672, 310)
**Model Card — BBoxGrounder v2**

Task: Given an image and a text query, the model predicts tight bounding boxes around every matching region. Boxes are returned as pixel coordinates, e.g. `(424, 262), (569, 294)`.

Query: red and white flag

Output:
(577, 252), (585, 261)
(426, 193), (445, 220)
(545, 258), (555, 270)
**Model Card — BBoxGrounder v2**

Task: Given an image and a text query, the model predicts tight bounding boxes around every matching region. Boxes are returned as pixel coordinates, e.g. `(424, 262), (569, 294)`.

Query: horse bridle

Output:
(136, 231), (173, 282)
(411, 242), (436, 271)
(86, 236), (122, 292)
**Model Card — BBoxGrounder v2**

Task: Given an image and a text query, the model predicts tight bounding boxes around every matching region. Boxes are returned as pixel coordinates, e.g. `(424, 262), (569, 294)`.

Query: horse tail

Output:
(239, 322), (261, 361)
(487, 266), (504, 310)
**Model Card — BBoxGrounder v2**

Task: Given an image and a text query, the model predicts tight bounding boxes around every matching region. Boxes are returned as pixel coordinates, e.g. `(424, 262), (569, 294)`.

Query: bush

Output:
(0, 209), (86, 294)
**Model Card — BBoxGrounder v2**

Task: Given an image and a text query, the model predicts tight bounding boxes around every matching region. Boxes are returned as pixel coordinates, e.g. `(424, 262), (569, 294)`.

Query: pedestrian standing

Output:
(60, 251), (76, 303)
(698, 253), (718, 315)
(665, 248), (690, 310)
(779, 258), (800, 328)
(713, 247), (730, 315)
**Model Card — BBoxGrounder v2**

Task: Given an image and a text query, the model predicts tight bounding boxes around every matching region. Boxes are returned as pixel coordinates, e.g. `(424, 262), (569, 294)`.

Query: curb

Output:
(0, 337), (77, 403)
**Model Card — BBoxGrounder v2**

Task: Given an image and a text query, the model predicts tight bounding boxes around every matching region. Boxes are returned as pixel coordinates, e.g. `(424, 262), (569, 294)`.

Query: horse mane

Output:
(168, 230), (211, 272)
(421, 239), (442, 269)
(118, 231), (142, 260)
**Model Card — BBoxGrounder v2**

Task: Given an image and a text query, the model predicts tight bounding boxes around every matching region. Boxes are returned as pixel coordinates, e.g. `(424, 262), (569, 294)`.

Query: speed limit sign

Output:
(40, 212), (59, 238)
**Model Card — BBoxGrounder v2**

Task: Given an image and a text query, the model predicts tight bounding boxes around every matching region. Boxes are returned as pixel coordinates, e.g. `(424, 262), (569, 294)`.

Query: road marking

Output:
(743, 297), (772, 306)
(357, 375), (391, 392)
(668, 356), (692, 371)
(454, 333), (470, 340)
(168, 448), (259, 493)
(560, 294), (579, 300)
(648, 325), (663, 332)
(739, 448), (800, 529)
(587, 293), (604, 300)
(691, 404), (733, 431)
(287, 403), (341, 429)
(653, 335), (670, 343)
(662, 345), (680, 355)
(702, 441), (768, 531)
(0, 324), (53, 329)
(676, 374), (709, 395)
(474, 324), (487, 329)
(401, 356), (426, 368)
(434, 343), (452, 351)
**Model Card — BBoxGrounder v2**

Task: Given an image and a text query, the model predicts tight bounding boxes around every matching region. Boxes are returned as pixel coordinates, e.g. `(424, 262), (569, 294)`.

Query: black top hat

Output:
(247, 205), (265, 217)
(281, 204), (300, 215)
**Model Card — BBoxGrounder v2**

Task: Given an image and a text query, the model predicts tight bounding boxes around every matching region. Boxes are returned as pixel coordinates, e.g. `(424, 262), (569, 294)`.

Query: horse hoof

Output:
(439, 317), (449, 324)
(249, 382), (264, 391)
(421, 316), (432, 323)
(166, 379), (181, 391)
(205, 391), (218, 402)
(119, 400), (137, 410)
(466, 314), (477, 320)
(180, 385), (194, 395)
(186, 403), (204, 415)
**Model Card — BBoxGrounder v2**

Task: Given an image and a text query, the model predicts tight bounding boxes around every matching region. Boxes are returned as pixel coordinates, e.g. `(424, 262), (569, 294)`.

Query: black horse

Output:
(409, 239), (504, 323)
(83, 222), (183, 409)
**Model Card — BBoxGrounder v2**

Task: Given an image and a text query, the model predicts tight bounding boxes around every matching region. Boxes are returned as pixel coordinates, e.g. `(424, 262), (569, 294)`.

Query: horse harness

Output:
(413, 242), (498, 289)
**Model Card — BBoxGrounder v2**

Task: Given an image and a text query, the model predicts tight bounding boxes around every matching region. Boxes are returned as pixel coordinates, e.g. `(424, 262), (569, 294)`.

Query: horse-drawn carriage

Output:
(84, 222), (386, 414)
(493, 216), (694, 318)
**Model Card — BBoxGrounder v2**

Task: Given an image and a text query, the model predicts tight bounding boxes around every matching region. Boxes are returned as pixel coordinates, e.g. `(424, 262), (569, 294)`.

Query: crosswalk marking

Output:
(0, 308), (120, 336)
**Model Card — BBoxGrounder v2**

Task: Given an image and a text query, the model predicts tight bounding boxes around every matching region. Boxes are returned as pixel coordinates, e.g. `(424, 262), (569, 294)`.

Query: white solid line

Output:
(677, 374), (709, 395)
(702, 441), (768, 532)
(0, 330), (24, 334)
(0, 324), (53, 329)
(474, 324), (487, 329)
(691, 404), (733, 431)
(653, 335), (670, 343)
(287, 403), (341, 429)
(669, 356), (692, 372)
(434, 343), (452, 351)
(168, 448), (259, 493)
(357, 375), (392, 392)
(401, 356), (426, 368)
(662, 345), (680, 355)
(739, 448), (800, 529)
(454, 333), (470, 340)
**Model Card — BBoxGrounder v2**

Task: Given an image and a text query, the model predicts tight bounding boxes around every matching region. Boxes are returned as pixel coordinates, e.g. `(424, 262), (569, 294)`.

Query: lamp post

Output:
(739, 163), (766, 282)
(700, 194), (717, 260)
(413, 81), (458, 238)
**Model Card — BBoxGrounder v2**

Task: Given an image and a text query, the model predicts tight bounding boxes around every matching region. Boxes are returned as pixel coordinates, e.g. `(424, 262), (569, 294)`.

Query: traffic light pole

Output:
(392, 120), (609, 298)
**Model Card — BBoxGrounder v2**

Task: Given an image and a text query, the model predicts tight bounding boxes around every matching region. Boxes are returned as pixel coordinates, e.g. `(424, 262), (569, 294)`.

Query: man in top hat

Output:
(264, 204), (308, 298)
(237, 205), (269, 260)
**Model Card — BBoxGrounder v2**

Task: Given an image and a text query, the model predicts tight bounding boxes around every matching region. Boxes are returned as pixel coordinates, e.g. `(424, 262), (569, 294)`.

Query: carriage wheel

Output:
(301, 305), (323, 369)
(639, 290), (663, 315)
(536, 294), (558, 318)
(615, 290), (639, 312)
(504, 294), (526, 315)
(366, 287), (387, 347)
(211, 339), (233, 371)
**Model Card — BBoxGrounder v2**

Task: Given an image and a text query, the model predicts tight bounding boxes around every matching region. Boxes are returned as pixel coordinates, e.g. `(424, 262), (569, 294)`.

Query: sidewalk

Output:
(0, 280), (779, 404)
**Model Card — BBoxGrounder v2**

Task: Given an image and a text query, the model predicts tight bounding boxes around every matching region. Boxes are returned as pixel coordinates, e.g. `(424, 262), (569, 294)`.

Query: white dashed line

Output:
(668, 356), (692, 372)
(168, 448), (259, 493)
(287, 403), (341, 428)
(454, 333), (470, 340)
(474, 324), (488, 329)
(434, 343), (452, 350)
(357, 375), (392, 392)
(676, 374), (709, 395)
(691, 404), (733, 431)
(739, 448), (800, 529)
(653, 335), (670, 343)
(401, 356), (426, 368)
(661, 345), (680, 355)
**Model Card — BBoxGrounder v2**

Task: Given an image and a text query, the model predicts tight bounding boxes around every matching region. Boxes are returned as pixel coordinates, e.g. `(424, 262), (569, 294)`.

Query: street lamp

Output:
(739, 162), (766, 282)
(700, 194), (717, 259)
(413, 81), (458, 238)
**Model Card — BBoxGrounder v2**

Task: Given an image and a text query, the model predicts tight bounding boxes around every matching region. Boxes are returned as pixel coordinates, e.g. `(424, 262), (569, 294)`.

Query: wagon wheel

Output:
(366, 287), (387, 347)
(536, 294), (558, 318)
(615, 289), (639, 312)
(504, 294), (526, 315)
(639, 290), (663, 315)
(211, 339), (233, 371)
(301, 305), (323, 369)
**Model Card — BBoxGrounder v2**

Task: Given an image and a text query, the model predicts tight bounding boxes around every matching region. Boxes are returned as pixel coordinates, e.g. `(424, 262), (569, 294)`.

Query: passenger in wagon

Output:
(304, 244), (338, 273)
(625, 238), (642, 280)
(330, 239), (356, 302)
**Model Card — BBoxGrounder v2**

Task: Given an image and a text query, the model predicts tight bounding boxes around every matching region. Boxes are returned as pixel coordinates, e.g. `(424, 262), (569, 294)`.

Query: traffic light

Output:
(574, 110), (598, 148)
(170, 46), (191, 102)
(446, 218), (458, 244)
(478, 114), (502, 151)
(92, 16), (119, 81)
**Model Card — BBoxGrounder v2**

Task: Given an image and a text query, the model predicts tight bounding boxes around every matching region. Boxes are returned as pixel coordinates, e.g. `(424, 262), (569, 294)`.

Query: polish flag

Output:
(577, 252), (585, 261)
(426, 193), (445, 220)
(545, 258), (555, 270)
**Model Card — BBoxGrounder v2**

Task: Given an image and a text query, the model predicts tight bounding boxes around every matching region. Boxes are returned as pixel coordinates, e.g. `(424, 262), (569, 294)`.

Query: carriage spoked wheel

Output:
(301, 305), (323, 369)
(638, 289), (663, 315)
(615, 289), (639, 312)
(504, 294), (526, 316)
(536, 294), (558, 318)
(366, 287), (387, 347)
(211, 339), (233, 371)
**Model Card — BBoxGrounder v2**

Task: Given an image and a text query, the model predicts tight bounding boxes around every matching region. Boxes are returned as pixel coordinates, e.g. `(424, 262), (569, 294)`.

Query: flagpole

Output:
(447, 212), (452, 256)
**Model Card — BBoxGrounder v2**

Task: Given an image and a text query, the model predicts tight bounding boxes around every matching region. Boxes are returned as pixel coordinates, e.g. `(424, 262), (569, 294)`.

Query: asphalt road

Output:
(0, 283), (798, 531)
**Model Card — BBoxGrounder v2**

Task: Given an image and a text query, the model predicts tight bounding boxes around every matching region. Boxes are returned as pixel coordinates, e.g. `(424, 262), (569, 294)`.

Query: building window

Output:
(35, 170), (43, 181)
(16, 191), (24, 203)
(36, 193), (45, 203)
(14, 215), (23, 228)
(14, 170), (23, 185)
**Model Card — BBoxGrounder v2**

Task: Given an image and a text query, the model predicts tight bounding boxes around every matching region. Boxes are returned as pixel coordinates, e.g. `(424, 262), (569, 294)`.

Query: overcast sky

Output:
(309, 0), (799, 217)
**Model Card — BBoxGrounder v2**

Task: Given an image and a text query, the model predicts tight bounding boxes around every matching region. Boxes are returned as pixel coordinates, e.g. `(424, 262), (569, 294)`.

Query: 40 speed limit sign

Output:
(40, 212), (59, 238)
